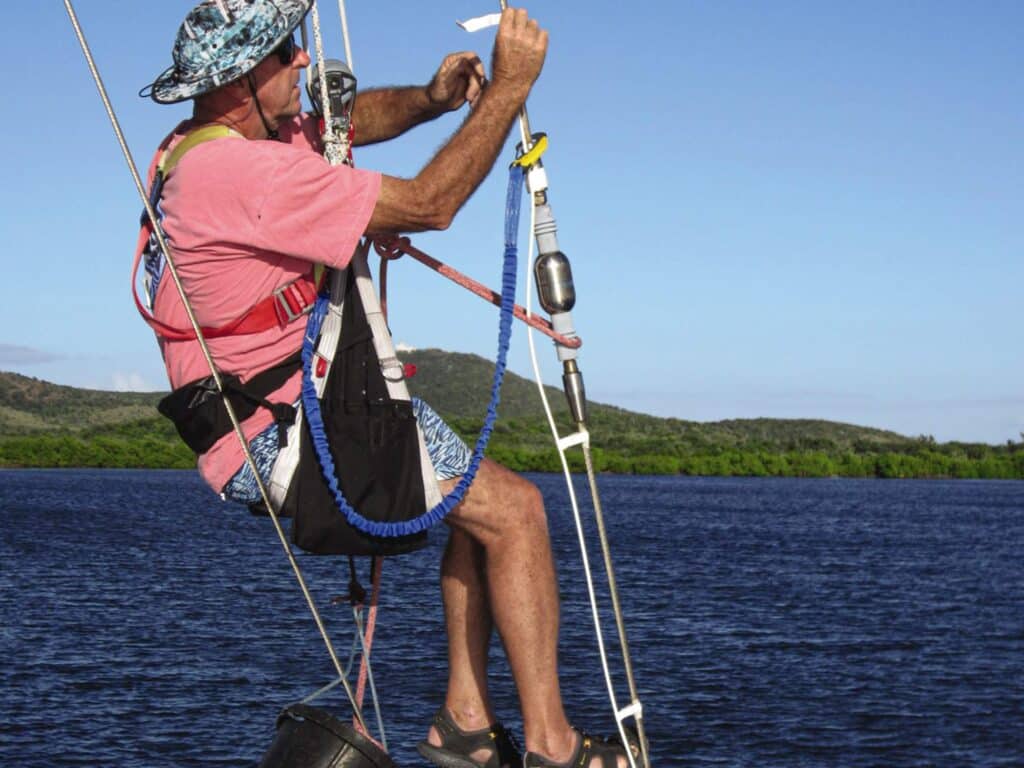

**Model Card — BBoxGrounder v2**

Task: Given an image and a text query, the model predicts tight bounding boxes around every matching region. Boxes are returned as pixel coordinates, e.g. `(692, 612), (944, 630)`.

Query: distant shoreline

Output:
(2, 438), (1022, 480)
(1, 465), (1022, 481)
(3, 362), (1022, 480)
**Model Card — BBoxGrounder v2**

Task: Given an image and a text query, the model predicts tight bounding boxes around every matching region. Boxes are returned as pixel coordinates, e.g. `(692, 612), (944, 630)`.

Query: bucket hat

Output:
(142, 0), (311, 104)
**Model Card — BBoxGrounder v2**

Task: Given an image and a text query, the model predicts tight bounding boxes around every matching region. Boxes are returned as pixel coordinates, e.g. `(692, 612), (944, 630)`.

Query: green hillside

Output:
(0, 373), (161, 434)
(411, 351), (911, 448)
(1, 351), (1022, 478)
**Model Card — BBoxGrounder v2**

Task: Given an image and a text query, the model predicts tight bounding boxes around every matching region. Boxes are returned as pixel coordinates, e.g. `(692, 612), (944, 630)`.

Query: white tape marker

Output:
(456, 13), (501, 33)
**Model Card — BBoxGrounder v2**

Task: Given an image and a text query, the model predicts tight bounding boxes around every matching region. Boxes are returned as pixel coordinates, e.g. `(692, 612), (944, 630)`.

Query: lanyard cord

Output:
(62, 0), (370, 735)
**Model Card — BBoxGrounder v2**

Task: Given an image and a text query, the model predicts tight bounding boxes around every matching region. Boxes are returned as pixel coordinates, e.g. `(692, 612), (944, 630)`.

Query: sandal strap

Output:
(425, 708), (520, 768)
(524, 728), (629, 768)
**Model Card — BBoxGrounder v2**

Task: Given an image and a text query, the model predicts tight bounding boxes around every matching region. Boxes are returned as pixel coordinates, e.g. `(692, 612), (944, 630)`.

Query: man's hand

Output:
(427, 52), (488, 112)
(490, 7), (548, 100)
(368, 8), (549, 234)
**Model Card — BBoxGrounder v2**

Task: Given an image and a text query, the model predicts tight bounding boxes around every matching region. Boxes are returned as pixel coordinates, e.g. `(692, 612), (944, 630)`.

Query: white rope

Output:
(300, 676), (344, 704)
(351, 606), (388, 750)
(523, 206), (641, 768)
(309, 2), (333, 128)
(338, 0), (354, 69)
(301, 19), (313, 91)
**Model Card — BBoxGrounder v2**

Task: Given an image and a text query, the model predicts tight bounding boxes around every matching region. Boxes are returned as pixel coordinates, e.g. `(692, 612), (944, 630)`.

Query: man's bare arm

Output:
(365, 8), (547, 233)
(353, 53), (486, 146)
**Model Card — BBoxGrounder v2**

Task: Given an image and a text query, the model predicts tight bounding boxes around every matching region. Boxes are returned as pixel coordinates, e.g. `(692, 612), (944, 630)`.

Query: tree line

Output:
(4, 429), (1022, 479)
(483, 444), (1024, 479)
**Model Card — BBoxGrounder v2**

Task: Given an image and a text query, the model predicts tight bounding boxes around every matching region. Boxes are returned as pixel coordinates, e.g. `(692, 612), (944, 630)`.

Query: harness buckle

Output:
(379, 356), (406, 383)
(273, 280), (315, 327)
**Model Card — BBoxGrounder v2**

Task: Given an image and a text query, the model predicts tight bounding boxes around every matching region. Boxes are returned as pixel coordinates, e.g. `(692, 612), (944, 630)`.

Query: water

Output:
(1, 470), (1022, 767)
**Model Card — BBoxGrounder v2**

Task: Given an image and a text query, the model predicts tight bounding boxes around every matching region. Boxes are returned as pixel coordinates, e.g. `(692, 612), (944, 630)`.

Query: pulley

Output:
(308, 58), (357, 130)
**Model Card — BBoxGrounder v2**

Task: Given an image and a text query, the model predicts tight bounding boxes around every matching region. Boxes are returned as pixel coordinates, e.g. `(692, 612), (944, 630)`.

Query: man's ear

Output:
(222, 78), (251, 105)
(194, 80), (250, 116)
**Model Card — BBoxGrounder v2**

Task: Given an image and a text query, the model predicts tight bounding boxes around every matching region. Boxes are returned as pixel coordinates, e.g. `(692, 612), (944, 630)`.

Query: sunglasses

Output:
(274, 33), (298, 66)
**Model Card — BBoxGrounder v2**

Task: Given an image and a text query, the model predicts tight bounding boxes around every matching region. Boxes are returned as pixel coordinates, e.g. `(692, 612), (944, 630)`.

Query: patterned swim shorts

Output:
(222, 397), (472, 504)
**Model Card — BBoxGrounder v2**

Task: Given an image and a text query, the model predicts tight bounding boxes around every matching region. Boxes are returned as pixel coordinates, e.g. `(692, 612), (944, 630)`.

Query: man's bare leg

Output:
(424, 527), (500, 765)
(441, 527), (494, 723)
(434, 459), (585, 761)
(424, 459), (628, 767)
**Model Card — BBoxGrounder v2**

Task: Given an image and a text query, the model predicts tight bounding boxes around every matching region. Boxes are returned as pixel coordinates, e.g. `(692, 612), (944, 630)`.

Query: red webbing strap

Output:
(132, 243), (320, 341)
(351, 557), (384, 748)
(354, 556), (382, 711)
(372, 235), (583, 350)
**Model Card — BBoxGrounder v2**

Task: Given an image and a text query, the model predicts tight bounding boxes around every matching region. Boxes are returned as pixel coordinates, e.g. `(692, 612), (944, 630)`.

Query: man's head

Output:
(142, 0), (311, 106)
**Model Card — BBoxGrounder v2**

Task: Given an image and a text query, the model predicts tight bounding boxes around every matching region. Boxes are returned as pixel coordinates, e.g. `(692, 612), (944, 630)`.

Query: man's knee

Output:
(486, 459), (544, 516)
(446, 459), (547, 541)
(504, 469), (545, 527)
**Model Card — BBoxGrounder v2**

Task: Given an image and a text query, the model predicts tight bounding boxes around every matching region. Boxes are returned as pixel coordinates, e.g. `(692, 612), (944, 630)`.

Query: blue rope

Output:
(299, 165), (524, 537)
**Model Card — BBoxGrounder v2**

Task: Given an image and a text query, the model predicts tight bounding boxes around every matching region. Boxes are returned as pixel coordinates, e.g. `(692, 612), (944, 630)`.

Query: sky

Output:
(2, 1), (1021, 444)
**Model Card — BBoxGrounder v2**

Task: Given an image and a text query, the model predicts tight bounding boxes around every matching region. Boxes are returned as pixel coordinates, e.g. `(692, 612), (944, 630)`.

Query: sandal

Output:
(416, 708), (521, 768)
(523, 727), (639, 768)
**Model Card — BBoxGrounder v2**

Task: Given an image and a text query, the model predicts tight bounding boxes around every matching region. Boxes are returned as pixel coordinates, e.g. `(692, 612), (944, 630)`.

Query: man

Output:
(139, 2), (632, 767)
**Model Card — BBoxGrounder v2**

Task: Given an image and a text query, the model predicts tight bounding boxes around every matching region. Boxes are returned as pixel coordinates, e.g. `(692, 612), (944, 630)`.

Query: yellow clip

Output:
(513, 133), (549, 168)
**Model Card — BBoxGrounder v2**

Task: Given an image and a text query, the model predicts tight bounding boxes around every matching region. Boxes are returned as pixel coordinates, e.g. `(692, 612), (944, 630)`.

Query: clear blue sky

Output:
(3, 2), (1020, 443)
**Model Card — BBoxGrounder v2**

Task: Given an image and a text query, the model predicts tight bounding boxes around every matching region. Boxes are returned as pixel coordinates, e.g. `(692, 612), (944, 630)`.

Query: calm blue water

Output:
(1, 470), (1022, 767)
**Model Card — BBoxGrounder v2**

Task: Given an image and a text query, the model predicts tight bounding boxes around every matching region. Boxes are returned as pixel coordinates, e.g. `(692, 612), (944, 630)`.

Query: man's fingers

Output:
(448, 53), (486, 82)
(458, 55), (485, 79)
(470, 57), (486, 80)
(489, 7), (547, 95)
(428, 52), (488, 110)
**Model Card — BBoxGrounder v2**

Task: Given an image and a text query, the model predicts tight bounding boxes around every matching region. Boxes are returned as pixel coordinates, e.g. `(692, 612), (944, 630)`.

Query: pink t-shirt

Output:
(138, 115), (381, 492)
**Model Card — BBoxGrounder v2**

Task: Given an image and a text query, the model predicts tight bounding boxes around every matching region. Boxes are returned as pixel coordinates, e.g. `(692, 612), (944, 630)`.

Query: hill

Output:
(401, 349), (915, 452)
(0, 371), (161, 434)
(1, 352), (1021, 478)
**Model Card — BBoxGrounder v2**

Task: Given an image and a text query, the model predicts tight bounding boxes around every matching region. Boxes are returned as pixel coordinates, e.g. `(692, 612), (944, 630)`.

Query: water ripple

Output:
(2, 470), (1023, 766)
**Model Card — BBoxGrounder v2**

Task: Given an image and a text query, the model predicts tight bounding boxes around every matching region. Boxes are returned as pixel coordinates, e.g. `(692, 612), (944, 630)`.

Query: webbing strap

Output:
(372, 235), (581, 350)
(159, 124), (243, 176)
(299, 165), (525, 537)
(132, 254), (321, 341)
(133, 124), (325, 341)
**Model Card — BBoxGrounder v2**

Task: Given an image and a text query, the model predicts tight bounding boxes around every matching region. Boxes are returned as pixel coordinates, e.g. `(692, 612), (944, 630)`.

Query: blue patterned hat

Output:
(142, 0), (311, 104)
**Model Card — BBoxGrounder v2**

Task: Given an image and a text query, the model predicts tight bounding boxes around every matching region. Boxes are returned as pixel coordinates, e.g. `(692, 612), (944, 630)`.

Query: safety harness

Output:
(132, 121), (458, 556)
(131, 124), (324, 341)
(131, 124), (330, 456)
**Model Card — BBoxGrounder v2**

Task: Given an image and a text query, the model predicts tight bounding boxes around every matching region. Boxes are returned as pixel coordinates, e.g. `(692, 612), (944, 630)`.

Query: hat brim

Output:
(144, 0), (311, 105)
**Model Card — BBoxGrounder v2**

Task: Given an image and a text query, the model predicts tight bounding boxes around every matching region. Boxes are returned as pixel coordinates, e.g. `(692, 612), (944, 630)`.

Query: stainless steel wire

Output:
(582, 443), (652, 767)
